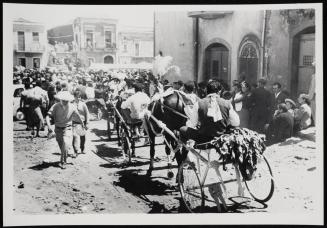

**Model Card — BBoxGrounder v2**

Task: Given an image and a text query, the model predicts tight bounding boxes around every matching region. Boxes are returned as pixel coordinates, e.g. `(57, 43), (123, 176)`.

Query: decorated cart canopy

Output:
(89, 62), (153, 71)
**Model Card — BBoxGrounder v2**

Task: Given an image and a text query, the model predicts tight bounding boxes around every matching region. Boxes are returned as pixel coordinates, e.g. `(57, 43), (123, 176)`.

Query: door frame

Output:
(103, 54), (114, 64)
(202, 38), (231, 85)
(289, 25), (315, 99)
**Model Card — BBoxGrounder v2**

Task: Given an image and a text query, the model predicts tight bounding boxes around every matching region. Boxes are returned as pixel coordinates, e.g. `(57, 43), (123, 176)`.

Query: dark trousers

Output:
(177, 126), (214, 166)
(179, 126), (213, 144)
(250, 111), (269, 133)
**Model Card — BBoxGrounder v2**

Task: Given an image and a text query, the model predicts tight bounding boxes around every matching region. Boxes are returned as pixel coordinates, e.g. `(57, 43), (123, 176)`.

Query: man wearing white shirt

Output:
(121, 82), (151, 137)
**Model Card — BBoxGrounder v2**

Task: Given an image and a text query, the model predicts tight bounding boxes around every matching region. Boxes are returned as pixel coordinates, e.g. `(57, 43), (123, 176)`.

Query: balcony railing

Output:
(14, 43), (45, 53)
(84, 42), (117, 51)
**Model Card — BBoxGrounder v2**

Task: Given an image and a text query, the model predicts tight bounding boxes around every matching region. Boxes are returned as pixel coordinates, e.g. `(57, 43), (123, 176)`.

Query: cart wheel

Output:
(178, 160), (204, 213)
(119, 127), (132, 163)
(244, 155), (274, 203)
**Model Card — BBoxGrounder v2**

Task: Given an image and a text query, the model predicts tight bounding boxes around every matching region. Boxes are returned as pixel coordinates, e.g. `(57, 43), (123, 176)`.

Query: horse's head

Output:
(149, 91), (187, 132)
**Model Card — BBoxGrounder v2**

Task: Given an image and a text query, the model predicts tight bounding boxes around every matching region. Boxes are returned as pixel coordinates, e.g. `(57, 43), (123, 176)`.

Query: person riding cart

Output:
(178, 80), (240, 165)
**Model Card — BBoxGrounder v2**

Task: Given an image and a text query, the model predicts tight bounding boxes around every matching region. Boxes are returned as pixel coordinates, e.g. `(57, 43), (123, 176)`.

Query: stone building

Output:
(13, 18), (47, 69)
(73, 17), (118, 66)
(47, 17), (154, 67)
(117, 26), (154, 64)
(154, 9), (315, 98)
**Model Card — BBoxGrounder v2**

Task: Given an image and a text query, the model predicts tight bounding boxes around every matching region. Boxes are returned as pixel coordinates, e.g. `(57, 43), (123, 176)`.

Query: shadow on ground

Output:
(94, 143), (123, 160)
(29, 161), (61, 170)
(113, 168), (184, 213)
(90, 128), (108, 138)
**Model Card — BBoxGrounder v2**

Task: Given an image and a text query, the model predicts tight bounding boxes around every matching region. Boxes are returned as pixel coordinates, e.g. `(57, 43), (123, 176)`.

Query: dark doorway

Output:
(291, 26), (315, 98)
(204, 43), (229, 84)
(33, 58), (40, 68)
(104, 55), (114, 64)
(18, 58), (26, 67)
(238, 41), (259, 86)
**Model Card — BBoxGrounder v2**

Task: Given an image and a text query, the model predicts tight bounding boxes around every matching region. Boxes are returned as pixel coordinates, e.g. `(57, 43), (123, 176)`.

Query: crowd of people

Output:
(14, 62), (315, 168)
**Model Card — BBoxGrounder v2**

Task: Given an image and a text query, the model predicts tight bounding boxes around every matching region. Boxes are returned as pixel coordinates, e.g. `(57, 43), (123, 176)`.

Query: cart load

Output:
(211, 127), (266, 181)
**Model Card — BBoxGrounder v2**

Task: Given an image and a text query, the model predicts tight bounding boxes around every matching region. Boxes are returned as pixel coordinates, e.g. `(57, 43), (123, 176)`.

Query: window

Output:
(32, 32), (39, 42)
(135, 43), (140, 56)
(33, 58), (40, 68)
(124, 43), (127, 52)
(17, 31), (25, 51)
(105, 31), (112, 48)
(18, 58), (26, 67)
(303, 55), (313, 66)
(238, 40), (259, 85)
(86, 30), (93, 48)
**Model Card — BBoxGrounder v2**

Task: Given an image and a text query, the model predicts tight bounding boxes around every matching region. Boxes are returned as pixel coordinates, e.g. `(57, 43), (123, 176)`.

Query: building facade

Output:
(117, 26), (154, 64)
(154, 9), (315, 98)
(47, 17), (154, 67)
(73, 17), (118, 66)
(13, 18), (47, 69)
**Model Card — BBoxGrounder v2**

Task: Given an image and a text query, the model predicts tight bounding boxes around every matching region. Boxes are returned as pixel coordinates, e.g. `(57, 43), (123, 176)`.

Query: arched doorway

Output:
(238, 40), (260, 86)
(291, 26), (315, 98)
(104, 55), (114, 64)
(204, 43), (229, 84)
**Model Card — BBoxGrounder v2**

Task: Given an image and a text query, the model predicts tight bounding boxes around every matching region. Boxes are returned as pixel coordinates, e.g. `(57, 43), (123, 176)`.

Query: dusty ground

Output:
(12, 117), (319, 214)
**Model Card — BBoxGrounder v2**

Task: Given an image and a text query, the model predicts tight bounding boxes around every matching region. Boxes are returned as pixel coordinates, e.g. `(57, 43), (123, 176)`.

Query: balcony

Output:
(14, 42), (45, 53)
(84, 42), (117, 52)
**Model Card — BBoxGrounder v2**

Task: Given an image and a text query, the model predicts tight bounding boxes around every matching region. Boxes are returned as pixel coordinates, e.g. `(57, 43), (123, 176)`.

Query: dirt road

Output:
(13, 118), (318, 214)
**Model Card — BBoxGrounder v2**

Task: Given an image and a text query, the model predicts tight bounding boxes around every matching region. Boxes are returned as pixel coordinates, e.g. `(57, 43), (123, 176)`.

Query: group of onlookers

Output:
(231, 77), (315, 145)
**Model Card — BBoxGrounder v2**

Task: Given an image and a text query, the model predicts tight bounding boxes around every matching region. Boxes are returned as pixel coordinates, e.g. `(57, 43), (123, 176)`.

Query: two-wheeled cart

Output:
(147, 114), (275, 213)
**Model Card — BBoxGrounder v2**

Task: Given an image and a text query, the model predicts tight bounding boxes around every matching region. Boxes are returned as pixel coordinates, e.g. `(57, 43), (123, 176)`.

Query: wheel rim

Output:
(244, 155), (274, 203)
(178, 161), (204, 213)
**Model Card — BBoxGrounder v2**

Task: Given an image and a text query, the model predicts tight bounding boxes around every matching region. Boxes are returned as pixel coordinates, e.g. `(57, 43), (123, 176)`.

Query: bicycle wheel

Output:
(244, 155), (274, 203)
(119, 126), (131, 163)
(178, 160), (204, 213)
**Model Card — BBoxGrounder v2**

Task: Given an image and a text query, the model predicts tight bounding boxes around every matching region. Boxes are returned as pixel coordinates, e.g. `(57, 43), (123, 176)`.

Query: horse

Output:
(145, 89), (247, 206)
(144, 90), (189, 177)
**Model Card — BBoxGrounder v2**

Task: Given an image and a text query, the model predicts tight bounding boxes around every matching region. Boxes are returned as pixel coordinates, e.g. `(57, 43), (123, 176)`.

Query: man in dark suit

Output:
(249, 78), (272, 133)
(265, 103), (294, 145)
(271, 82), (288, 113)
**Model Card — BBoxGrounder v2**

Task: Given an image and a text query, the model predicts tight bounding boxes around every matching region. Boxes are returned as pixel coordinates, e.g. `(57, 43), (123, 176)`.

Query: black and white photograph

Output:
(3, 3), (324, 226)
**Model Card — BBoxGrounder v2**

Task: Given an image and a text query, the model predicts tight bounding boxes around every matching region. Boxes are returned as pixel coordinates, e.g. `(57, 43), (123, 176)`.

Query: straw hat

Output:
(55, 91), (74, 101)
(285, 98), (296, 108)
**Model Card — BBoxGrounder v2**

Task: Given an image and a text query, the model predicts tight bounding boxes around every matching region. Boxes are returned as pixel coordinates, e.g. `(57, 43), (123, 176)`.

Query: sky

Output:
(6, 4), (154, 29)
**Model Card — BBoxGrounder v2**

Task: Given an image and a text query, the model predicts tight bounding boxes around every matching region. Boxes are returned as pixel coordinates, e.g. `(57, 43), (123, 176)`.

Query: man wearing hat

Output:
(249, 78), (273, 133)
(285, 98), (296, 117)
(46, 91), (85, 169)
(294, 93), (312, 132)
